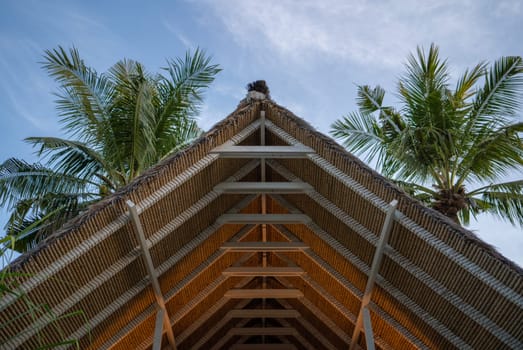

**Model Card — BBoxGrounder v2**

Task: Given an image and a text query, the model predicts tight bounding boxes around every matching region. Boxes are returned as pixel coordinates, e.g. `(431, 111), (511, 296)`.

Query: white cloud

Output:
(202, 0), (486, 67)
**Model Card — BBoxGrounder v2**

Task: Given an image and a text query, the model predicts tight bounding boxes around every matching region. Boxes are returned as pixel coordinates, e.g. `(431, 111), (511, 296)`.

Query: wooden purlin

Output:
(220, 241), (309, 252)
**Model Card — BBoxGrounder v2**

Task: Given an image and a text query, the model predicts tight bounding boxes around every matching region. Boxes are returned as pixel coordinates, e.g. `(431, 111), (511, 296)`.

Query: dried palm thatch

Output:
(1, 86), (522, 350)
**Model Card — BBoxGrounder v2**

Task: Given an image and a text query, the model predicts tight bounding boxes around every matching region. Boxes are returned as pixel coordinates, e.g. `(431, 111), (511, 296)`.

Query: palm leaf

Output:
(0, 159), (93, 209)
(330, 111), (385, 164)
(160, 48), (221, 121)
(108, 60), (160, 179)
(468, 56), (523, 132)
(467, 180), (523, 227)
(24, 137), (114, 187)
(457, 122), (523, 185)
(42, 46), (115, 144)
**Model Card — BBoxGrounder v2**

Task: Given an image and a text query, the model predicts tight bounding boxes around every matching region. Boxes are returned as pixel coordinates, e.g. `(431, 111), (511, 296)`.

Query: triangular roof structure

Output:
(2, 86), (522, 349)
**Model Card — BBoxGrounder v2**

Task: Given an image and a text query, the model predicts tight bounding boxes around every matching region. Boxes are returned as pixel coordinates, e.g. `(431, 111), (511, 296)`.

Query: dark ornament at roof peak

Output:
(245, 80), (271, 101)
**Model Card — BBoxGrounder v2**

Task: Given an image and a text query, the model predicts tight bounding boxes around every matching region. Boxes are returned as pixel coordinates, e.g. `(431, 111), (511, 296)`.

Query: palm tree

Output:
(331, 44), (523, 226)
(0, 46), (221, 251)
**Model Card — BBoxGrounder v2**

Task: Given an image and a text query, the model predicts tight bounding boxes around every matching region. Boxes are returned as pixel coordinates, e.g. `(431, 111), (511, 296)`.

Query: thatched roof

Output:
(2, 89), (522, 349)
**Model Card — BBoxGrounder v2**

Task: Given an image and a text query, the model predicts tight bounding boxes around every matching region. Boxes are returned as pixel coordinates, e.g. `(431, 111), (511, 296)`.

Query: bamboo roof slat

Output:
(265, 119), (522, 307)
(4, 96), (523, 349)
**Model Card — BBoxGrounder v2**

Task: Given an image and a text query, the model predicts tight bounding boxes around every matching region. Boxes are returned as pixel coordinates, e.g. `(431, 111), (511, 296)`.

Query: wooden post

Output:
(349, 200), (398, 350)
(127, 200), (176, 350)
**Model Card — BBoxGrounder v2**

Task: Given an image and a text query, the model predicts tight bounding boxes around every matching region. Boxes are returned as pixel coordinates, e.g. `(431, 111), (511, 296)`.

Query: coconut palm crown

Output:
(331, 44), (523, 226)
(0, 46), (221, 251)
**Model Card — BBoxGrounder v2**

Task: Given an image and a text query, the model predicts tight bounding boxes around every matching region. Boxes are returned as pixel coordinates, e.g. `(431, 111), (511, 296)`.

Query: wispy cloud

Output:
(202, 0), (516, 70)
(163, 21), (195, 50)
(0, 37), (57, 133)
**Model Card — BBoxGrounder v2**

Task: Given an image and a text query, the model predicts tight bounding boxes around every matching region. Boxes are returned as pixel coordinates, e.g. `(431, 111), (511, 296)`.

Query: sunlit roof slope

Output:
(2, 83), (522, 350)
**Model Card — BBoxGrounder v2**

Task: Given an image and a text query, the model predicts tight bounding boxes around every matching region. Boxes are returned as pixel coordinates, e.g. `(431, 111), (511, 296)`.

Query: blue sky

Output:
(0, 0), (522, 265)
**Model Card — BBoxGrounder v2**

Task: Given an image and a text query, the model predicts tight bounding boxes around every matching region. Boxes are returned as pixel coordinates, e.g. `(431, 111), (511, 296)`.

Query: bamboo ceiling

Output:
(1, 92), (522, 350)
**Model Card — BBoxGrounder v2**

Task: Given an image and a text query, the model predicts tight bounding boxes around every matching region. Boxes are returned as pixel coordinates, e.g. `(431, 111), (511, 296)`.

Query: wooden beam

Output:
(217, 214), (311, 225)
(276, 282), (350, 347)
(190, 299), (252, 349)
(229, 327), (297, 336)
(211, 325), (300, 350)
(350, 200), (397, 350)
(275, 317), (317, 350)
(228, 309), (300, 318)
(221, 242), (309, 252)
(153, 309), (165, 350)
(233, 343), (296, 350)
(210, 145), (315, 158)
(225, 289), (304, 299)
(363, 307), (376, 350)
(223, 267), (305, 277)
(127, 200), (176, 350)
(214, 181), (313, 194)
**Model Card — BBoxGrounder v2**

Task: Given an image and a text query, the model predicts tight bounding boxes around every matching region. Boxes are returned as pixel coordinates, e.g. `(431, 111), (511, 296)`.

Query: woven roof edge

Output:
(6, 97), (522, 277)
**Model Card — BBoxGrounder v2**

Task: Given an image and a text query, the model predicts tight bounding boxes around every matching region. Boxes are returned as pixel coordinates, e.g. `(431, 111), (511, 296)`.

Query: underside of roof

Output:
(2, 97), (523, 350)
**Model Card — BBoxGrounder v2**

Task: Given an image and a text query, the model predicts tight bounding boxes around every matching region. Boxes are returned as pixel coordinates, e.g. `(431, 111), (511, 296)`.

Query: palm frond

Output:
(42, 46), (114, 143)
(391, 179), (436, 205)
(164, 48), (222, 98)
(454, 62), (487, 103)
(160, 119), (203, 157)
(399, 44), (450, 117)
(357, 85), (386, 114)
(469, 56), (523, 132)
(466, 180), (523, 227)
(160, 48), (221, 120)
(108, 60), (159, 179)
(457, 122), (523, 185)
(357, 85), (405, 137)
(0, 158), (94, 210)
(330, 111), (385, 165)
(24, 137), (113, 186)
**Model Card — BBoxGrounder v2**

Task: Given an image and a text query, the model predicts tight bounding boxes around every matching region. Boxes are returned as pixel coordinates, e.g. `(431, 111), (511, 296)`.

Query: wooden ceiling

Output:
(2, 98), (522, 350)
